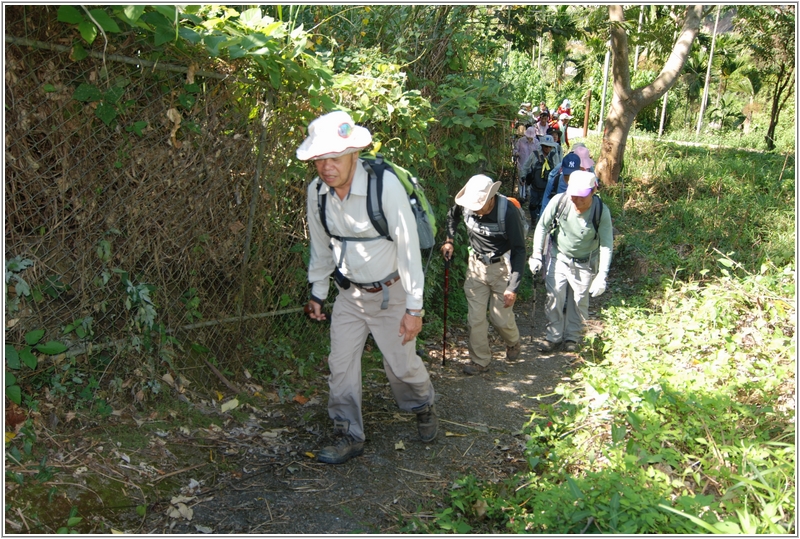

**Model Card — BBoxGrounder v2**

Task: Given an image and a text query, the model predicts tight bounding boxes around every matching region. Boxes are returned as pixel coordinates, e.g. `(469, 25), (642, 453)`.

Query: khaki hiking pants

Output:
(327, 280), (435, 443)
(463, 255), (520, 367)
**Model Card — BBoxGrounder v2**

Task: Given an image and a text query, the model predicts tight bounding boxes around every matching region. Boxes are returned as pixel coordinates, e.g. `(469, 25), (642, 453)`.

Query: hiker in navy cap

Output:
(541, 145), (595, 214)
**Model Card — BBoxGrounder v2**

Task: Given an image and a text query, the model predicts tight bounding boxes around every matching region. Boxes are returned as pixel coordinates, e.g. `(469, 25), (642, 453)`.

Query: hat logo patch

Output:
(337, 123), (353, 138)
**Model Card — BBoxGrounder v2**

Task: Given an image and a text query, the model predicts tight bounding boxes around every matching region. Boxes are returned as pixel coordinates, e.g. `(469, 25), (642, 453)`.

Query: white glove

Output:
(589, 274), (607, 297)
(529, 257), (542, 275)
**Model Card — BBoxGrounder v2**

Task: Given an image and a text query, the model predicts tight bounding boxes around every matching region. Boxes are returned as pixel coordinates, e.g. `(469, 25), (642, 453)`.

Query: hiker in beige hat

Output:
(299, 111), (437, 464)
(441, 174), (526, 375)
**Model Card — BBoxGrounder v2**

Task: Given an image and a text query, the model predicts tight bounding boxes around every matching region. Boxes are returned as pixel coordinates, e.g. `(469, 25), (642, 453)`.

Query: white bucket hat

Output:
(539, 134), (558, 148)
(455, 174), (502, 211)
(296, 111), (372, 161)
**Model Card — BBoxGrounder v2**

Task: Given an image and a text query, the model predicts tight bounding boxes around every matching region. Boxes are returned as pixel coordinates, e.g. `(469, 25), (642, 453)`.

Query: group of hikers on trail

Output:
(513, 99), (580, 224)
(298, 110), (613, 465)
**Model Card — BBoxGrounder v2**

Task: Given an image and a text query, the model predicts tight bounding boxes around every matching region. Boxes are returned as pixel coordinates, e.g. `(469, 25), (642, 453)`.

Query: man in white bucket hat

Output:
(300, 111), (437, 464)
(441, 174), (526, 375)
(528, 171), (613, 354)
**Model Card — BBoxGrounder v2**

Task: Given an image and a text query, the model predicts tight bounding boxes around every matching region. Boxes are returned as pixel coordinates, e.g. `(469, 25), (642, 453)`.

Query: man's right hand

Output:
(441, 241), (454, 261)
(528, 257), (542, 275)
(305, 300), (326, 322)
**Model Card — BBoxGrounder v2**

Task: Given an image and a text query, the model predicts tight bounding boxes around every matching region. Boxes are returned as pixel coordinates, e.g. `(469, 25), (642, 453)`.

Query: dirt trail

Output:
(144, 278), (593, 534)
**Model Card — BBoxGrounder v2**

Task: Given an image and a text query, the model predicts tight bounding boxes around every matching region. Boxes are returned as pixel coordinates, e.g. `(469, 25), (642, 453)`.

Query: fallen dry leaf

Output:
(473, 499), (488, 519)
(395, 440), (406, 451)
(293, 394), (309, 405)
(220, 398), (239, 413)
(166, 107), (182, 148)
(168, 502), (193, 521)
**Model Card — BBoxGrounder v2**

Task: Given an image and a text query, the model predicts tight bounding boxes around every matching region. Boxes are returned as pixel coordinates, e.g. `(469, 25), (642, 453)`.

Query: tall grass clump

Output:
(607, 139), (795, 287)
(403, 139), (795, 534)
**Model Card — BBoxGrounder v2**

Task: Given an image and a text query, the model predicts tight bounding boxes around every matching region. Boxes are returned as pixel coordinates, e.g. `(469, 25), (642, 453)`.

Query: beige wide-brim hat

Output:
(455, 174), (502, 211)
(296, 111), (372, 161)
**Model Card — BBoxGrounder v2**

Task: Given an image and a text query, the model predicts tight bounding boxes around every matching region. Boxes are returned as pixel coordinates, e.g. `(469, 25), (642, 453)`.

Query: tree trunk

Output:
(595, 5), (703, 185)
(765, 62), (795, 151)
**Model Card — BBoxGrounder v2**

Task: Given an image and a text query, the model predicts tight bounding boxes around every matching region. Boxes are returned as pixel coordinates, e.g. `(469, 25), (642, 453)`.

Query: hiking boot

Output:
(563, 340), (580, 353)
(413, 403), (438, 442)
(506, 341), (522, 361)
(539, 340), (562, 354)
(462, 361), (489, 375)
(316, 432), (364, 464)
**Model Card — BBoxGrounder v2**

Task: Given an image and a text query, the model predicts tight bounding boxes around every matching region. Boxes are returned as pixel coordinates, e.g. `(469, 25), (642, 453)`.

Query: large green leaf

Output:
(78, 19), (97, 44)
(5, 345), (20, 370)
(566, 477), (585, 500)
(88, 9), (121, 33)
(238, 8), (264, 29)
(24, 329), (44, 346)
(57, 5), (84, 24)
(19, 348), (37, 370)
(153, 5), (178, 21)
(204, 35), (227, 57)
(178, 26), (202, 45)
(95, 102), (118, 126)
(72, 82), (103, 103)
(122, 5), (145, 23)
(36, 341), (68, 355)
(6, 384), (21, 405)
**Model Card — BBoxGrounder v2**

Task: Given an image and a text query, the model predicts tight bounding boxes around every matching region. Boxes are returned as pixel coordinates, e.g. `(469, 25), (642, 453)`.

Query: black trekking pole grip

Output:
(442, 256), (450, 366)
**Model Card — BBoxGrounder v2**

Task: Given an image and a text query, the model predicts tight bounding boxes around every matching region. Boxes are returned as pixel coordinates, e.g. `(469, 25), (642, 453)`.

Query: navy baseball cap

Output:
(561, 152), (582, 176)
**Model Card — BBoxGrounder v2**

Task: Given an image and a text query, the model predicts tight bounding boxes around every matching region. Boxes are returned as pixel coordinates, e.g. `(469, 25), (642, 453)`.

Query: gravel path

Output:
(146, 277), (591, 534)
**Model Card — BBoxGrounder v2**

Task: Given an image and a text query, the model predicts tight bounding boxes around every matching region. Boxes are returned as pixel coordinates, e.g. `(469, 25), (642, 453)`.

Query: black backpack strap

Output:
(590, 194), (602, 240)
(316, 179), (338, 241)
(362, 157), (392, 241)
(549, 193), (570, 247)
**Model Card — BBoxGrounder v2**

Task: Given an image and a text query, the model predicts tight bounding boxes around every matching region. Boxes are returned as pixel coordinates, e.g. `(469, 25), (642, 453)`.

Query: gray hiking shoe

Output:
(462, 361), (489, 375)
(316, 432), (364, 464)
(506, 341), (522, 361)
(563, 340), (580, 353)
(540, 340), (562, 354)
(413, 403), (438, 442)
(317, 419), (364, 464)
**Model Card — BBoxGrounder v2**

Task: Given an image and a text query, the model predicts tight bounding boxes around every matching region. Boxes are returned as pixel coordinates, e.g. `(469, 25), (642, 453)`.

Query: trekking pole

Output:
(442, 256), (450, 366)
(530, 274), (537, 344)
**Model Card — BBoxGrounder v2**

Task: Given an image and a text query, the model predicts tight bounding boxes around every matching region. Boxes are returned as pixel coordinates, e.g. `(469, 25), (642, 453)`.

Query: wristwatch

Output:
(405, 309), (425, 318)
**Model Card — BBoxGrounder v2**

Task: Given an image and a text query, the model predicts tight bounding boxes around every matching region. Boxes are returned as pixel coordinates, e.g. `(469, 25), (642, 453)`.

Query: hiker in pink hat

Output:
(299, 111), (437, 464)
(529, 171), (613, 355)
(512, 126), (540, 201)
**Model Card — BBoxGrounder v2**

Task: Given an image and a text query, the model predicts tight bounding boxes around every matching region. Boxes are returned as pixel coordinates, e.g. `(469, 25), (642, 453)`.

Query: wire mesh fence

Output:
(4, 6), (520, 405)
(5, 6), (327, 396)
